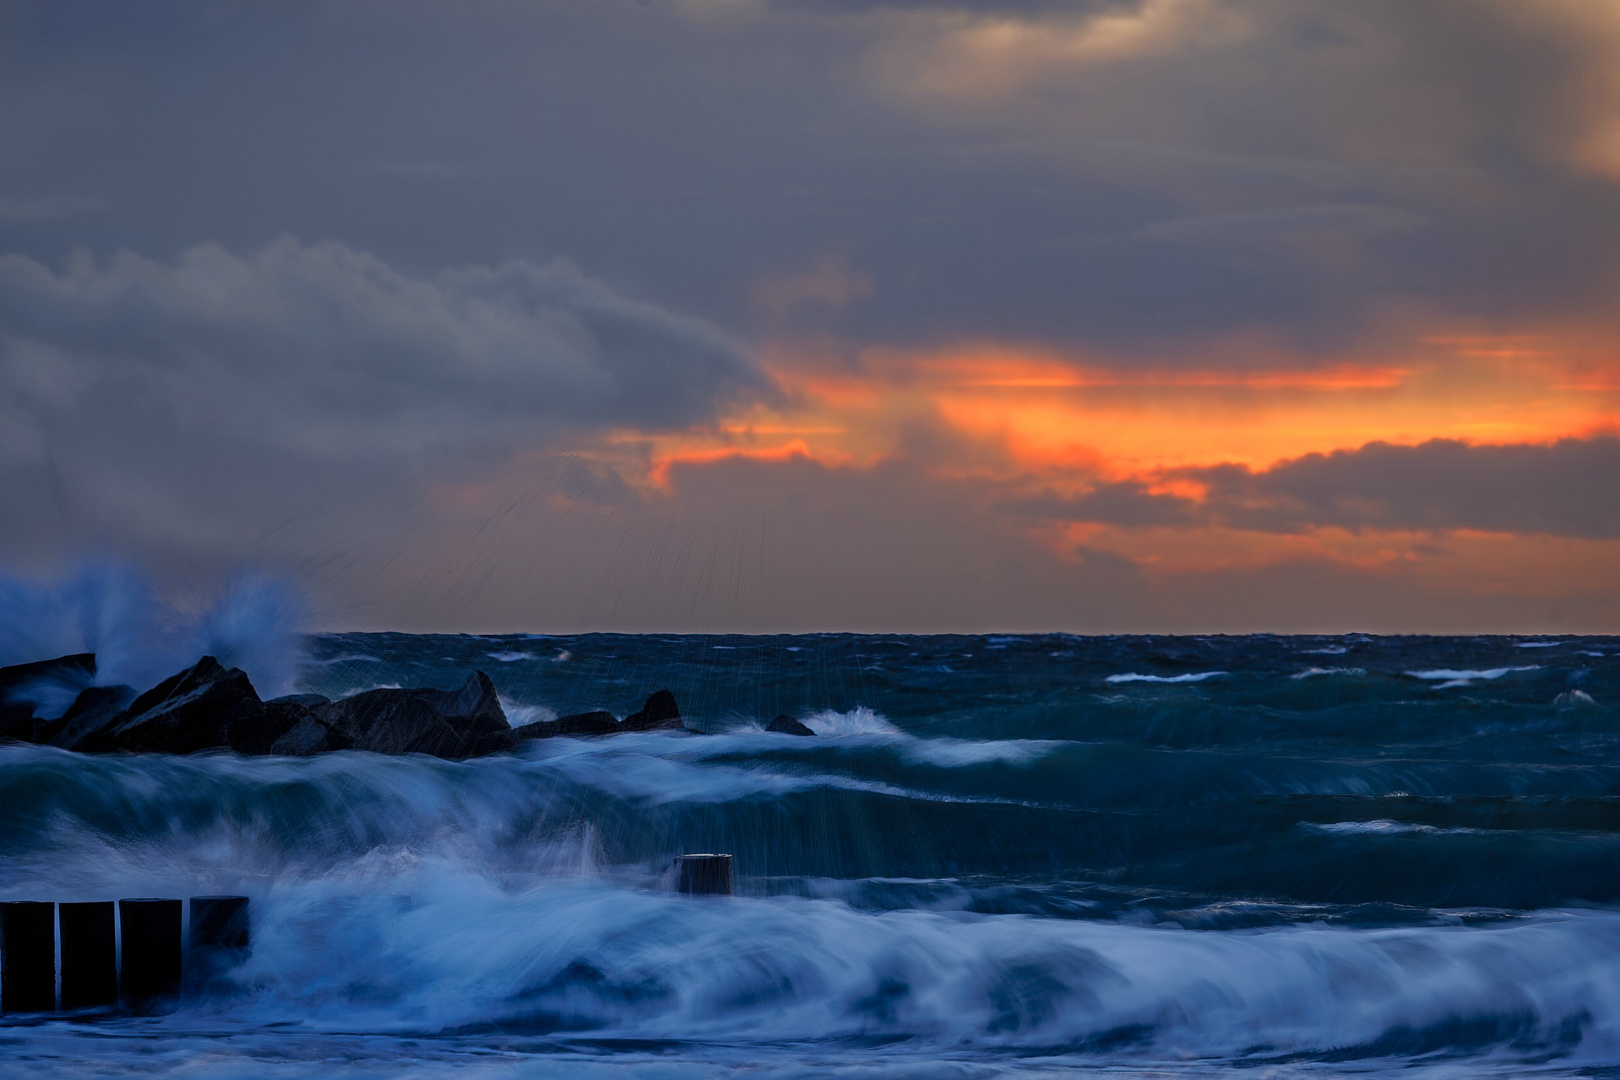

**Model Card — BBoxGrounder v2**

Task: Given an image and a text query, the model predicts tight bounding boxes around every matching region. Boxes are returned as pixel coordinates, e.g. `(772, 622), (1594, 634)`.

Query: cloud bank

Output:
(1, 0), (1618, 630)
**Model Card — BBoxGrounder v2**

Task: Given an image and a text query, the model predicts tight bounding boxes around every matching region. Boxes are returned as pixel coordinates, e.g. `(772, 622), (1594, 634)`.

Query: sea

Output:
(1, 631), (1618, 1078)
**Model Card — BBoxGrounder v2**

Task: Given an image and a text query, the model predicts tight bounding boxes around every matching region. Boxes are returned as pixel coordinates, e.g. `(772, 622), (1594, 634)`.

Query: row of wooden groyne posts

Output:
(0, 855), (734, 1017)
(0, 896), (248, 1015)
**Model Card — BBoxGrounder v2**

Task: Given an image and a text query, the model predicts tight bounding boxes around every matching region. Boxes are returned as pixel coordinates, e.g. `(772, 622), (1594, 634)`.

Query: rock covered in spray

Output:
(79, 656), (271, 754)
(766, 714), (815, 736)
(314, 672), (509, 757)
(40, 685), (137, 750)
(511, 689), (688, 741)
(0, 652), (696, 756)
(0, 653), (97, 743)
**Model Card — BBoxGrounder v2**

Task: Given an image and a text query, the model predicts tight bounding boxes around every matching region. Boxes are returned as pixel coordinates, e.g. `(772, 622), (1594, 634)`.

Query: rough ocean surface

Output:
(1, 631), (1617, 1079)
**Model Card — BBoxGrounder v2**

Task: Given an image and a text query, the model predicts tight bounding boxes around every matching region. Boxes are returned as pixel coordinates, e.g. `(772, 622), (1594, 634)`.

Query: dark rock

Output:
(40, 685), (136, 750)
(621, 689), (683, 732)
(0, 653), (97, 742)
(316, 671), (508, 758)
(223, 697), (312, 755)
(0, 699), (34, 742)
(268, 693), (331, 709)
(261, 694), (350, 756)
(512, 689), (689, 742)
(515, 709), (620, 740)
(268, 712), (352, 755)
(81, 657), (269, 754)
(0, 652), (96, 697)
(767, 714), (815, 736)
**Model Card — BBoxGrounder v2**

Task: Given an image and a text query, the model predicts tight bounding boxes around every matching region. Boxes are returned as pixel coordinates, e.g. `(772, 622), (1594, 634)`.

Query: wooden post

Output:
(59, 901), (116, 1011)
(0, 901), (55, 1013)
(188, 896), (250, 989)
(119, 899), (181, 1011)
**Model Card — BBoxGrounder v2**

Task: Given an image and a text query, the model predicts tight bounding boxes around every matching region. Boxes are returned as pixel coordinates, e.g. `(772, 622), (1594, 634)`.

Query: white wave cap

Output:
(1407, 666), (1539, 688)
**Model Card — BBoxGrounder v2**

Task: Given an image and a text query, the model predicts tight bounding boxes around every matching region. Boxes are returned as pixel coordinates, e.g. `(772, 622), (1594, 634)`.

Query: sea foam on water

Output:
(0, 628), (1617, 1077)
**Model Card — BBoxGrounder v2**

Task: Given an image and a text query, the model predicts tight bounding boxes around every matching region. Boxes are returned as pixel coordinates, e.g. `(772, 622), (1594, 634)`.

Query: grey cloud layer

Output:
(2, 0), (1617, 629)
(311, 453), (1604, 633)
(4, 0), (1619, 355)
(1011, 438), (1620, 538)
(0, 237), (763, 573)
(0, 237), (762, 461)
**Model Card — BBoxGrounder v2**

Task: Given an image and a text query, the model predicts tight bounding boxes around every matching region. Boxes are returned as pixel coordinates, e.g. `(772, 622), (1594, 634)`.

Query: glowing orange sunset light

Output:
(609, 336), (1620, 497)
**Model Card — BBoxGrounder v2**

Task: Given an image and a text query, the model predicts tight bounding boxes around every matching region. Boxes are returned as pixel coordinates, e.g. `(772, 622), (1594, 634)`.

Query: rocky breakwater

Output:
(0, 653), (694, 758)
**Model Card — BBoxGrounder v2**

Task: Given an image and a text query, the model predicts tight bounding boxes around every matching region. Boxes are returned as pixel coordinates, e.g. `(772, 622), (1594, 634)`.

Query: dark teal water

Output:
(2, 632), (1617, 1078)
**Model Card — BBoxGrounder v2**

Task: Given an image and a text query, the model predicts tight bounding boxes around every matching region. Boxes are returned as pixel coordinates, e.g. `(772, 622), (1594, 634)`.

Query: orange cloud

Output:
(599, 330), (1619, 501)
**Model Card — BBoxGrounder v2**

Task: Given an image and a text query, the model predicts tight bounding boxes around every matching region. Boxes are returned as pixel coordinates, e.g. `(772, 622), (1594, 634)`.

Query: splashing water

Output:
(0, 563), (309, 712)
(1, 629), (1618, 1078)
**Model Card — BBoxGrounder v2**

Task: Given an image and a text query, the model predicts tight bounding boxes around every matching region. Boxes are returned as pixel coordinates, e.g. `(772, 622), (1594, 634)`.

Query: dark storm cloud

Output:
(3, 0), (1618, 357)
(0, 236), (762, 454)
(1, 0), (1617, 629)
(0, 237), (764, 573)
(1005, 481), (1200, 528)
(325, 451), (1610, 633)
(773, 0), (1135, 13)
(1012, 438), (1620, 539)
(0, 194), (107, 221)
(1192, 438), (1620, 539)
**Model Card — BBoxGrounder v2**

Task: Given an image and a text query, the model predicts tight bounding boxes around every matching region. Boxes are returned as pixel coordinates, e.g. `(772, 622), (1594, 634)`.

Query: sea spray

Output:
(1, 630), (1616, 1077)
(0, 563), (310, 710)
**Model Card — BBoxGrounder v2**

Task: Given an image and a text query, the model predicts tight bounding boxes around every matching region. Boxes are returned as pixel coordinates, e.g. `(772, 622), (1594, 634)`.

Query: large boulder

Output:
(512, 709), (619, 740)
(0, 653), (97, 743)
(766, 714), (815, 736)
(513, 690), (686, 741)
(80, 656), (275, 754)
(315, 671), (508, 758)
(39, 685), (137, 750)
(266, 695), (352, 755)
(620, 690), (683, 732)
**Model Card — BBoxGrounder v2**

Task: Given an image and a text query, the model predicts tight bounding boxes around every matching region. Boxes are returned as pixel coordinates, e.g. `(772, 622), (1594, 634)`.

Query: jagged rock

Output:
(3, 655), (686, 758)
(40, 685), (136, 750)
(766, 714), (815, 736)
(0, 698), (34, 742)
(315, 671), (508, 758)
(270, 693), (331, 709)
(514, 690), (687, 742)
(621, 689), (683, 732)
(514, 709), (619, 740)
(269, 716), (350, 754)
(0, 653), (97, 742)
(258, 694), (348, 754)
(81, 657), (272, 754)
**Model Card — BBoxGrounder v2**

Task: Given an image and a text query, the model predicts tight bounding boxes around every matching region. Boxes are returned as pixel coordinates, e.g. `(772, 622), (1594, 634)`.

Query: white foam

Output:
(801, 706), (904, 736)
(500, 699), (558, 726)
(1105, 671), (1227, 684)
(0, 563), (309, 709)
(37, 869), (1620, 1062)
(1303, 819), (1438, 836)
(521, 735), (1030, 807)
(1517, 641), (1569, 649)
(485, 650), (536, 662)
(1406, 666), (1539, 688)
(1302, 820), (1490, 837)
(900, 738), (1060, 768)
(1291, 667), (1367, 680)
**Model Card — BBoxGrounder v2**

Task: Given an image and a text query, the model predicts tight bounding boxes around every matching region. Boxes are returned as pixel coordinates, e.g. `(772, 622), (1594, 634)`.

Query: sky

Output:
(2, 0), (1619, 633)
